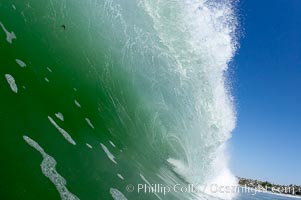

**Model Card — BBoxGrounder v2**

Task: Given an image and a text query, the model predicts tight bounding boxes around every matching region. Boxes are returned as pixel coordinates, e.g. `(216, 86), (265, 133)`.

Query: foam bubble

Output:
(48, 116), (76, 145)
(110, 188), (128, 200)
(5, 74), (18, 93)
(86, 143), (93, 149)
(23, 135), (80, 200)
(15, 59), (26, 68)
(55, 112), (64, 121)
(74, 100), (81, 108)
(117, 174), (124, 180)
(100, 143), (117, 164)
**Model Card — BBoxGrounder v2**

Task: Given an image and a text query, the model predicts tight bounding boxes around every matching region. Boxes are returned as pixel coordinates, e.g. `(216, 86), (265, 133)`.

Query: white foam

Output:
(45, 77), (50, 82)
(5, 74), (18, 93)
(100, 143), (117, 164)
(55, 112), (64, 121)
(85, 118), (95, 129)
(86, 143), (93, 149)
(23, 136), (80, 200)
(110, 188), (128, 200)
(15, 59), (26, 68)
(205, 167), (237, 198)
(109, 140), (116, 148)
(48, 116), (76, 145)
(74, 100), (81, 108)
(167, 158), (190, 178)
(0, 21), (16, 43)
(117, 174), (124, 180)
(12, 4), (16, 10)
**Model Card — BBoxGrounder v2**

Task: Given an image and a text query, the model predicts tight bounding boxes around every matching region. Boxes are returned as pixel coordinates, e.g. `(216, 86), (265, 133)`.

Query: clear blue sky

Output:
(230, 0), (301, 185)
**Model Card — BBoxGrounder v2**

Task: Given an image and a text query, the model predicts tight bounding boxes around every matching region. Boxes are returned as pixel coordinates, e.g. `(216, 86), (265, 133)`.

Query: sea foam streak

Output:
(0, 21), (16, 43)
(48, 116), (76, 145)
(23, 135), (80, 200)
(100, 143), (117, 164)
(5, 74), (18, 93)
(85, 118), (95, 129)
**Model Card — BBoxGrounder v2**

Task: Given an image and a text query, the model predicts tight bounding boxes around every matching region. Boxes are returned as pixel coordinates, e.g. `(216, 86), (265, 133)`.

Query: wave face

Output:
(0, 0), (238, 199)
(139, 1), (238, 199)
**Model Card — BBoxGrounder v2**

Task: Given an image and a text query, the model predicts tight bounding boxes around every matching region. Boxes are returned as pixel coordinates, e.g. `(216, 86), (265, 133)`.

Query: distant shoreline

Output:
(238, 177), (301, 197)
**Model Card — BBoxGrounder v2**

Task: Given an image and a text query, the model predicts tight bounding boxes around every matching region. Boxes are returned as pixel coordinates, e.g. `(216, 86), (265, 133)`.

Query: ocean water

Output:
(237, 192), (301, 200)
(0, 0), (242, 200)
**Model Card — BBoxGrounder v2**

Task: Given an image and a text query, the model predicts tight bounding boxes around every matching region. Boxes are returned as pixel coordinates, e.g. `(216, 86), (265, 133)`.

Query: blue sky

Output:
(230, 0), (301, 185)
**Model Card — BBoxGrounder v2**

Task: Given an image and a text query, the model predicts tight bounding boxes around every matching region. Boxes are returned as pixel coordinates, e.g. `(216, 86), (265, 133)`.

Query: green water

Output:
(0, 0), (238, 199)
